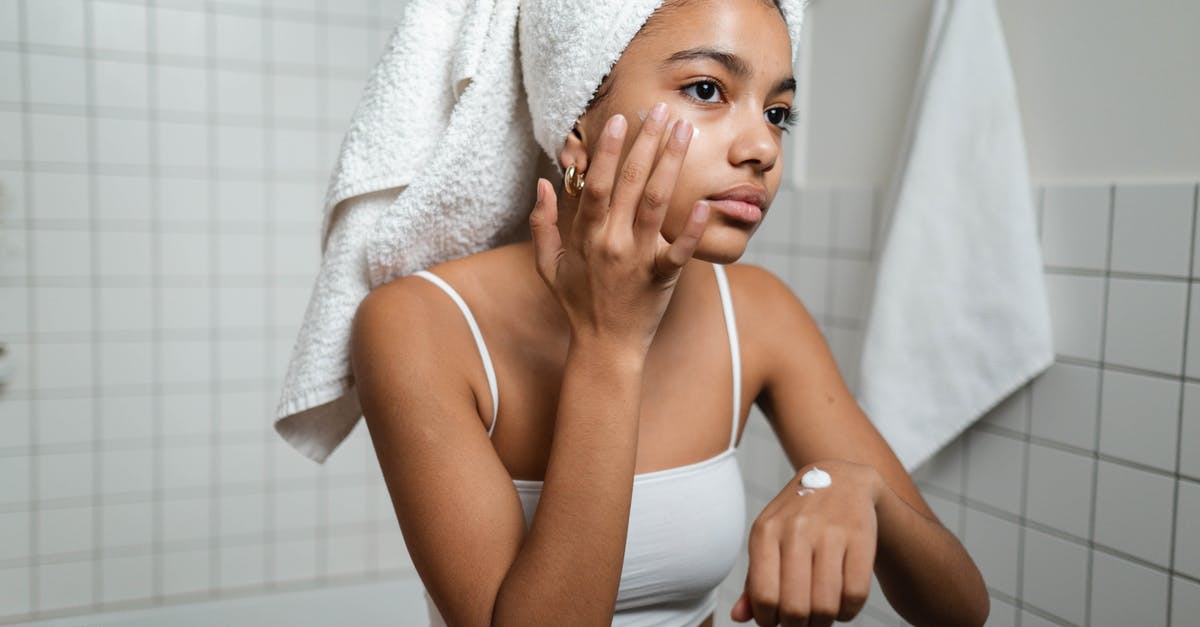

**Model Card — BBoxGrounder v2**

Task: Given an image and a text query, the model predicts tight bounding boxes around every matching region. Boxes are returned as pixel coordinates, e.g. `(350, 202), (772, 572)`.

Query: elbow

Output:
(969, 591), (990, 627)
(962, 568), (990, 627)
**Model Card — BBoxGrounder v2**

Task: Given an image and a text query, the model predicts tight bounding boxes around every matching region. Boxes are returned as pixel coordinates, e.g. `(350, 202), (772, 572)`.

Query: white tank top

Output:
(413, 262), (746, 627)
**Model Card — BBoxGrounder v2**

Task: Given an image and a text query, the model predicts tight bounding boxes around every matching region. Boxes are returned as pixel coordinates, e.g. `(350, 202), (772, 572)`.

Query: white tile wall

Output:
(0, 0), (398, 623)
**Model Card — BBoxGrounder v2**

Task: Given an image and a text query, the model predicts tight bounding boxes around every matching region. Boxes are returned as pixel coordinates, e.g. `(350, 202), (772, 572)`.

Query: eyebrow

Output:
(660, 47), (796, 96)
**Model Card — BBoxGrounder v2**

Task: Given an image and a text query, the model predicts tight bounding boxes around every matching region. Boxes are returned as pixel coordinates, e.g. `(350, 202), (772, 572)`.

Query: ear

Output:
(558, 123), (590, 173)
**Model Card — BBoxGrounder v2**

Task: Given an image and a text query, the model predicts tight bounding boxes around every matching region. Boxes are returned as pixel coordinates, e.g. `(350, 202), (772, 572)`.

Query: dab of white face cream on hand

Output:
(799, 467), (832, 490)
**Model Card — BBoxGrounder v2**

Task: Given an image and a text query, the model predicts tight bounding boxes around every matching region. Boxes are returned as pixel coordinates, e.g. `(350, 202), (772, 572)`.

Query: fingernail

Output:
(673, 119), (692, 142)
(607, 114), (626, 137)
(636, 109), (648, 122)
(650, 102), (667, 122)
(692, 125), (700, 141)
(694, 201), (710, 222)
(536, 179), (544, 204)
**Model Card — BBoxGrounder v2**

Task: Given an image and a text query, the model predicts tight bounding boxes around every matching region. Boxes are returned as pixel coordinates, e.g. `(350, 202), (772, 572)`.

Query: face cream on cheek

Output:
(796, 467), (832, 495)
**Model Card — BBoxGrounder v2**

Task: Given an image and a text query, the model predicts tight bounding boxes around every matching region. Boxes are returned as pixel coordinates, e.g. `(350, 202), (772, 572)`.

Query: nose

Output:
(726, 106), (779, 174)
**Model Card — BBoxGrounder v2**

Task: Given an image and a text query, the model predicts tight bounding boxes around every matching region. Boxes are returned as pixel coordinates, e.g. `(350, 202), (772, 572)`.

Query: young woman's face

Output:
(564, 0), (795, 263)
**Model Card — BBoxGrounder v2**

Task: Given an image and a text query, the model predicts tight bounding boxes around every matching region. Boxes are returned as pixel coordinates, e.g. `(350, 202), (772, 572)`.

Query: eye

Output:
(766, 105), (800, 132)
(680, 79), (723, 103)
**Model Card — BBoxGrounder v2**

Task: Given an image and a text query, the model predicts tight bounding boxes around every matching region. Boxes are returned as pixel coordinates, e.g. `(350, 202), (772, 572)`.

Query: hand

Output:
(528, 102), (710, 354)
(732, 460), (884, 626)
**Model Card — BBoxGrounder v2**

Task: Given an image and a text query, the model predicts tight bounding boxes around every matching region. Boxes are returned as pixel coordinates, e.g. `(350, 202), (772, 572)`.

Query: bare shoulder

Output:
(350, 241), (530, 350)
(352, 272), (450, 358)
(350, 271), (488, 424)
(720, 262), (820, 370)
(722, 261), (794, 305)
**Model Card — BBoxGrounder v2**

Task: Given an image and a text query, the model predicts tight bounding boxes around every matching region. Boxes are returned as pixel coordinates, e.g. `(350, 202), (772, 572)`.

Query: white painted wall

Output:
(800, 0), (1200, 186)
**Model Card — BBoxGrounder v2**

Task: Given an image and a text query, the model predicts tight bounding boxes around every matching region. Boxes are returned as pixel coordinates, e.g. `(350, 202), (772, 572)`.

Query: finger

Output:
(731, 588), (752, 623)
(608, 101), (672, 230)
(655, 200), (710, 275)
(633, 118), (693, 249)
(837, 531), (876, 622)
(807, 540), (844, 627)
(528, 179), (562, 283)
(778, 536), (812, 627)
(746, 522), (780, 627)
(571, 113), (627, 251)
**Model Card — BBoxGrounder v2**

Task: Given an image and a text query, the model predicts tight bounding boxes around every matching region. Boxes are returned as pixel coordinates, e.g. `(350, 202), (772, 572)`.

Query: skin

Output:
(357, 0), (991, 624)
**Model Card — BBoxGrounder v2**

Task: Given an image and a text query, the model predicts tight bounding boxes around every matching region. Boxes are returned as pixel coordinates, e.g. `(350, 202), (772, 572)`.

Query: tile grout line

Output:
(261, 0), (277, 591)
(84, 0), (103, 611)
(205, 0), (222, 598)
(1082, 183), (1116, 626)
(1012, 185), (1046, 627)
(824, 189), (838, 360)
(364, 0), (382, 581)
(1166, 181), (1199, 626)
(15, 0), (38, 620)
(314, 0), (329, 586)
(147, 0), (166, 606)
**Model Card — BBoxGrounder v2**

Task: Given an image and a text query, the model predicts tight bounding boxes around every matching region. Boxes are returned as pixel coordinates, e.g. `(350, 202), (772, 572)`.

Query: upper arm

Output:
(738, 264), (938, 522)
(351, 278), (528, 626)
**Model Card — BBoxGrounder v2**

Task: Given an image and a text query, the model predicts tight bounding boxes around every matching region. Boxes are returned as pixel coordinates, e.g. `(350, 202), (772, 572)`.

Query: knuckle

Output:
(821, 526), (846, 546)
(641, 185), (668, 209)
(584, 180), (608, 202)
(786, 515), (812, 536)
(620, 162), (645, 186)
(595, 239), (619, 260)
(842, 587), (868, 611)
(534, 260), (552, 282)
(777, 601), (809, 622)
(748, 590), (778, 610)
(750, 516), (777, 538)
(811, 602), (839, 620)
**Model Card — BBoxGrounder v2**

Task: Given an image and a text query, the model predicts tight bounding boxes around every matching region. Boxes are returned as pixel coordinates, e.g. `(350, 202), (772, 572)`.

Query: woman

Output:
(350, 0), (989, 625)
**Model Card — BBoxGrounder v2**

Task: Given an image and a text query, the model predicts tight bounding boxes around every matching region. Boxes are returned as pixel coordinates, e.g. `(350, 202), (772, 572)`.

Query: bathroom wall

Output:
(0, 0), (414, 623)
(797, 0), (1200, 187)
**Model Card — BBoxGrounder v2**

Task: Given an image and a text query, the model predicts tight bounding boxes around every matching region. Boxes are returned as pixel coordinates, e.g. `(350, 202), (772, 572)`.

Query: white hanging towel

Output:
(855, 0), (1054, 471)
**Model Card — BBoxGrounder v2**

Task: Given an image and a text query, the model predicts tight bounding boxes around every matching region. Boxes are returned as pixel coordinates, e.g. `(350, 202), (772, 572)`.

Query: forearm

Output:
(873, 483), (989, 626)
(492, 334), (645, 625)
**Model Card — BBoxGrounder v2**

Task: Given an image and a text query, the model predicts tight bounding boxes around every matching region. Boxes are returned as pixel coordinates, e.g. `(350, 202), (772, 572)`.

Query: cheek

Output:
(663, 156), (702, 233)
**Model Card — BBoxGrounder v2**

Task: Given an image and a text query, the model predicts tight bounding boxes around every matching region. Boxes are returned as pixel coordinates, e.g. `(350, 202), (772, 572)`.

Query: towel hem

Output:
(274, 377), (362, 464)
(900, 346), (1055, 471)
(276, 376), (355, 420)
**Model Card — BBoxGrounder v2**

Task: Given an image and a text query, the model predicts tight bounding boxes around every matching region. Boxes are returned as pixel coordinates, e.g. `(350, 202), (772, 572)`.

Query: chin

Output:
(689, 227), (755, 265)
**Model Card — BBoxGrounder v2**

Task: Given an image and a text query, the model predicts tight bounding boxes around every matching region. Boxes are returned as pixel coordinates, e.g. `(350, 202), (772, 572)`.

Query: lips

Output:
(706, 184), (768, 224)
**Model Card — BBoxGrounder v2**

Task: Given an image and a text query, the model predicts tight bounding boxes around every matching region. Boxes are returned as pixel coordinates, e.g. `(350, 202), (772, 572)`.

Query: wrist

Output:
(569, 330), (647, 361)
(867, 464), (888, 508)
(567, 331), (647, 372)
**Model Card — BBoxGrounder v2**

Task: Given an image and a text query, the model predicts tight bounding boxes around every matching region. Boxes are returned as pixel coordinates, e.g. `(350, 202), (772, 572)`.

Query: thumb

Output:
(528, 178), (561, 283)
(730, 590), (751, 623)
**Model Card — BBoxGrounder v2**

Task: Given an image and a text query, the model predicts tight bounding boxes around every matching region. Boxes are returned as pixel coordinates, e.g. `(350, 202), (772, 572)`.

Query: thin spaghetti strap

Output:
(712, 264), (742, 451)
(411, 270), (499, 437)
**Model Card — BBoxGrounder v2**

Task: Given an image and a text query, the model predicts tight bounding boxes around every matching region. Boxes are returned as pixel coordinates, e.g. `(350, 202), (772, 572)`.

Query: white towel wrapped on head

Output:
(275, 0), (811, 463)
